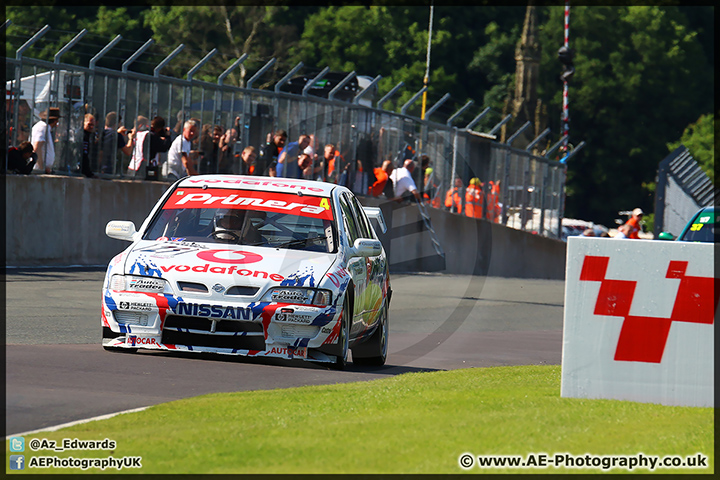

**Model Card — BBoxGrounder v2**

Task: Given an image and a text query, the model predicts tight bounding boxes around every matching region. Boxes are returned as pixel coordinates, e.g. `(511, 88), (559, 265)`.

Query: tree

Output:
(667, 113), (715, 184)
(5, 6), (81, 61)
(142, 6), (303, 87)
(537, 5), (713, 226)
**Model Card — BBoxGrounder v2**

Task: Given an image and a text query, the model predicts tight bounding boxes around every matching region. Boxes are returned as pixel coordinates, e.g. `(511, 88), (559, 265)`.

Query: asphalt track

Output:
(5, 269), (564, 435)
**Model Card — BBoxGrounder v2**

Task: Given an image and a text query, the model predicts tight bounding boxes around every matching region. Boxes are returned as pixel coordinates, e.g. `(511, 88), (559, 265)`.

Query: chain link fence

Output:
(5, 48), (567, 238)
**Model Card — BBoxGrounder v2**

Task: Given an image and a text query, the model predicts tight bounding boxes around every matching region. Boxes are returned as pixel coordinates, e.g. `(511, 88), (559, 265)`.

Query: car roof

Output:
(176, 175), (340, 198)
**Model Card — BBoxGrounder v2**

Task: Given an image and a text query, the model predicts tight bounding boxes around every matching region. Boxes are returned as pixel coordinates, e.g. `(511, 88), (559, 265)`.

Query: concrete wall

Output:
(365, 198), (566, 279)
(5, 176), (566, 278)
(6, 175), (170, 266)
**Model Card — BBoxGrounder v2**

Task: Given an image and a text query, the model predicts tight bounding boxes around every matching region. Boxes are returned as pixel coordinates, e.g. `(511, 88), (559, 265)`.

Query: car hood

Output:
(122, 240), (337, 291)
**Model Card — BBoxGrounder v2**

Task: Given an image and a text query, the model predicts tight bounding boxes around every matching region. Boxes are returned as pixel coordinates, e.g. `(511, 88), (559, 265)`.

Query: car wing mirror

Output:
(106, 220), (138, 242)
(352, 238), (382, 258)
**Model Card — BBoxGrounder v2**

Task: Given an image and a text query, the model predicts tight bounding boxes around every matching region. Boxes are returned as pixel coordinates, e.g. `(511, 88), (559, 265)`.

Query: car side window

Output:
(349, 195), (373, 239)
(338, 194), (359, 244)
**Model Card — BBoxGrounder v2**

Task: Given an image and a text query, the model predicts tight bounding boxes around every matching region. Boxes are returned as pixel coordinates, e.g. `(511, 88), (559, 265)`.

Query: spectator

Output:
(127, 116), (173, 180)
(163, 118), (199, 182)
(624, 208), (643, 239)
(31, 107), (60, 174)
(6, 141), (37, 174)
(199, 124), (223, 174)
(465, 177), (483, 218)
(486, 180), (502, 223)
(99, 111), (132, 174)
(369, 159), (394, 197)
(218, 125), (238, 173)
(389, 158), (421, 202)
(264, 160), (278, 177)
(614, 224), (631, 239)
(239, 146), (257, 175)
(172, 110), (185, 139)
(423, 167), (441, 207)
(298, 152), (315, 179)
(80, 113), (98, 178)
(257, 129), (287, 177)
(11, 101), (31, 144)
(352, 159), (368, 193)
(582, 228), (595, 236)
(445, 176), (464, 214)
(277, 133), (310, 178)
(146, 116), (173, 180)
(324, 143), (345, 184)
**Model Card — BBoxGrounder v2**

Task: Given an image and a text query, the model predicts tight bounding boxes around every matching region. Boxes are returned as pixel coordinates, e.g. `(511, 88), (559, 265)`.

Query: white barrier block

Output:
(561, 237), (716, 407)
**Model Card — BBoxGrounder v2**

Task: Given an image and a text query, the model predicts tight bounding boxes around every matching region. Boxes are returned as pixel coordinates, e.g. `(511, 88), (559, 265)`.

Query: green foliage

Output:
(667, 113), (715, 184)
(537, 5), (712, 225)
(5, 6), (78, 61)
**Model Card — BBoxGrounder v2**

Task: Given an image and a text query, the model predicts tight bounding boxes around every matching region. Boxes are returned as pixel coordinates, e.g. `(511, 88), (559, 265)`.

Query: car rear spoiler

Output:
(362, 207), (387, 234)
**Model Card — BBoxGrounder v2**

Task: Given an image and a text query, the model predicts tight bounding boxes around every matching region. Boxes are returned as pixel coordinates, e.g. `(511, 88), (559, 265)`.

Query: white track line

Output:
(7, 406), (150, 438)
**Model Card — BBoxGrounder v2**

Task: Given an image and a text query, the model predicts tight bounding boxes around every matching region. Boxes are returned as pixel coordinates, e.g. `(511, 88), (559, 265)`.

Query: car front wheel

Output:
(352, 302), (388, 367)
(332, 296), (351, 370)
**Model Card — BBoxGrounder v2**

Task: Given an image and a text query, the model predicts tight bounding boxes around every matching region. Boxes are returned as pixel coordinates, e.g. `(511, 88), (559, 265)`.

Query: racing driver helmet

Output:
(212, 209), (246, 242)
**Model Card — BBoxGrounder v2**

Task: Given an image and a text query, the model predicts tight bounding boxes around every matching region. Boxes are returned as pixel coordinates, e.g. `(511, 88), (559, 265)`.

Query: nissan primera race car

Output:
(102, 175), (391, 368)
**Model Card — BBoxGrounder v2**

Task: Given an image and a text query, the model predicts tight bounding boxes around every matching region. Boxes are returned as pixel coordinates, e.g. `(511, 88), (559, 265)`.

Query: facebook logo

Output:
(9, 455), (25, 470)
(9, 436), (25, 452)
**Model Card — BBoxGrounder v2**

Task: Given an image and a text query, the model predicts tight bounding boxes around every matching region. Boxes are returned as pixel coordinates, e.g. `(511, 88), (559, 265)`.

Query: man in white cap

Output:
(624, 208), (644, 239)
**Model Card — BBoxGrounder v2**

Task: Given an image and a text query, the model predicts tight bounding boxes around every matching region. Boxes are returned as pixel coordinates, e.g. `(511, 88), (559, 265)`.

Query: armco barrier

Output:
(5, 175), (566, 278)
(561, 236), (716, 407)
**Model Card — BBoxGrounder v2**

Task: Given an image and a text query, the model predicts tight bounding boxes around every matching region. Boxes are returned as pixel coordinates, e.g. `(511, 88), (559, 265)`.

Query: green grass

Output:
(6, 365), (713, 474)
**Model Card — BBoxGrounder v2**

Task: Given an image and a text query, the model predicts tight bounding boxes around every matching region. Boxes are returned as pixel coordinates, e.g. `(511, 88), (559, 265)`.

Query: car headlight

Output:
(261, 287), (332, 306)
(110, 275), (172, 294)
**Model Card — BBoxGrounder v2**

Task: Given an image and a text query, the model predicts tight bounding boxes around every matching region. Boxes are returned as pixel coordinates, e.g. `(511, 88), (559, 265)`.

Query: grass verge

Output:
(5, 365), (713, 474)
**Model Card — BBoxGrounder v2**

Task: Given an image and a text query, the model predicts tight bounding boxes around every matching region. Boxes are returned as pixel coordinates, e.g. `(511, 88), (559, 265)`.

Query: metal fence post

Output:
(487, 114), (512, 137)
(424, 92), (450, 120)
(400, 87), (427, 116)
(216, 54), (248, 128)
(88, 35), (122, 119)
(245, 58), (277, 149)
(464, 107), (490, 131)
(353, 75), (382, 105)
(446, 100), (473, 126)
(377, 81), (404, 110)
(12, 25), (51, 150)
(302, 67), (329, 134)
(153, 44), (184, 118)
(185, 48), (218, 126)
(52, 29), (87, 109)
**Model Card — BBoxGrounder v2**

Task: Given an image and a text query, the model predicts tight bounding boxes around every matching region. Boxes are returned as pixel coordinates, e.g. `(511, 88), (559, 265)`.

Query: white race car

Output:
(102, 175), (391, 368)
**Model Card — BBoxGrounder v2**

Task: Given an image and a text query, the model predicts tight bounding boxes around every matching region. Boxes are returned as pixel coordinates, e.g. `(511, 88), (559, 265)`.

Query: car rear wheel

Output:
(352, 303), (388, 367)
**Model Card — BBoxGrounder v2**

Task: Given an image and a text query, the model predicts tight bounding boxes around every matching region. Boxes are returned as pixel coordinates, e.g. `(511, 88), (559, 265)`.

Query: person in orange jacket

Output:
(624, 208), (643, 239)
(445, 177), (464, 214)
(465, 177), (483, 218)
(486, 180), (501, 223)
(369, 159), (395, 197)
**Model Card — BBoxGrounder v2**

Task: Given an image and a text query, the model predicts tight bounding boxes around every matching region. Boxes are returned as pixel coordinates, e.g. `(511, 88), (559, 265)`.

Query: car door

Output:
(337, 193), (367, 337)
(345, 193), (385, 334)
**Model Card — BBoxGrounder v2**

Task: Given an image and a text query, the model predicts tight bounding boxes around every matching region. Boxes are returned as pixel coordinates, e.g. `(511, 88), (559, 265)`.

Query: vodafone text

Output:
(458, 452), (709, 471)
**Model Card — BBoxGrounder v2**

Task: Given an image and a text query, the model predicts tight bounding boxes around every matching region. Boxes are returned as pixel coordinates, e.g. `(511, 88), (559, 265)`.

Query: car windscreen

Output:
(143, 188), (337, 253)
(679, 211), (718, 243)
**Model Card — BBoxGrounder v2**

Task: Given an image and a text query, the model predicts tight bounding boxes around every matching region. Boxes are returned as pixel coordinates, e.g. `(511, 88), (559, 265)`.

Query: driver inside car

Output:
(211, 209), (247, 243)
(211, 209), (262, 244)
